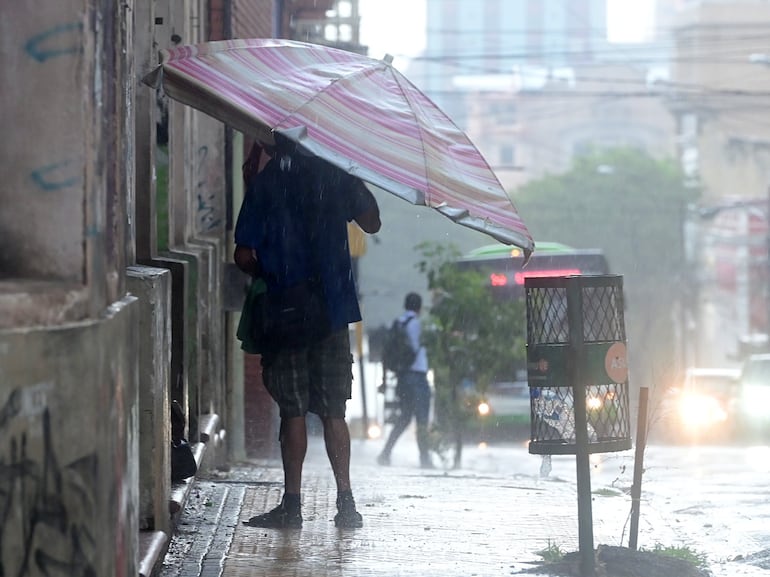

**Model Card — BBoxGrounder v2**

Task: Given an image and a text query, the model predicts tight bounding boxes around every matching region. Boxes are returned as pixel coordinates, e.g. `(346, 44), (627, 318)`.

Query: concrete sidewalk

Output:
(154, 435), (671, 577)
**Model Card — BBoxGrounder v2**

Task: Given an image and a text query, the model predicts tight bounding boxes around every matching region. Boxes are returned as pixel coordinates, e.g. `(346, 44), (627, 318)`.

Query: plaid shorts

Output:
(261, 329), (354, 419)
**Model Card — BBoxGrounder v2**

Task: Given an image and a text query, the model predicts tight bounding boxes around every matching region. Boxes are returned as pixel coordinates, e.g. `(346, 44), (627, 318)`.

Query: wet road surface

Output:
(158, 434), (770, 577)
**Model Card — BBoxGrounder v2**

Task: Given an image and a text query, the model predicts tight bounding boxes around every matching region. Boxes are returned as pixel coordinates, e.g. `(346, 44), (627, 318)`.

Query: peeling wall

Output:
(0, 297), (139, 577)
(0, 3), (87, 282)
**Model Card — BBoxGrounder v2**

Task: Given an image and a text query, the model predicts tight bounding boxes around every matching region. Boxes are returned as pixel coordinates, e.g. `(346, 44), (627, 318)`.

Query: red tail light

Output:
(512, 269), (581, 285)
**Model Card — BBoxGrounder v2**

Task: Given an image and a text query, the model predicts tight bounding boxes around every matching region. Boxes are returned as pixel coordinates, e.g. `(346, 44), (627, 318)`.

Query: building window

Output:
(500, 144), (515, 166)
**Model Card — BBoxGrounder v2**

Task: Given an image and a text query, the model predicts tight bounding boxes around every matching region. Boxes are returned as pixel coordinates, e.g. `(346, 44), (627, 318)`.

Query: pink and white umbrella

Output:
(144, 38), (533, 256)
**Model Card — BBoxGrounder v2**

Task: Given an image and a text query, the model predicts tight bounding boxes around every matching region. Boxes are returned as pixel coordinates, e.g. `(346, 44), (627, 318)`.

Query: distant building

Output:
(403, 0), (675, 191)
(667, 1), (770, 367)
(418, 0), (610, 125)
(668, 0), (770, 199)
(461, 62), (676, 191)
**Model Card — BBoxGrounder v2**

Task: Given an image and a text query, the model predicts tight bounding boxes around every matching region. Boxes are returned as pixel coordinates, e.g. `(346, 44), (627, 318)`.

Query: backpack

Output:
(382, 316), (416, 373)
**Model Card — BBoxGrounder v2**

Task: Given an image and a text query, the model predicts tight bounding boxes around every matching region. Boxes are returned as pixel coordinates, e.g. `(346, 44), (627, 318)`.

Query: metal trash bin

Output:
(526, 275), (631, 455)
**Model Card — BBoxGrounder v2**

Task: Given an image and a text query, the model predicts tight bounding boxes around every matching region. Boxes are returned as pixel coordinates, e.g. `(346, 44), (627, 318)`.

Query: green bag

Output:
(236, 277), (268, 354)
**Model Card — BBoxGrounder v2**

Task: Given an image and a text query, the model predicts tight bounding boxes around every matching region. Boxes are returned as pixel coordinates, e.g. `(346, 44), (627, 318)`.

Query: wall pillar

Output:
(128, 266), (172, 535)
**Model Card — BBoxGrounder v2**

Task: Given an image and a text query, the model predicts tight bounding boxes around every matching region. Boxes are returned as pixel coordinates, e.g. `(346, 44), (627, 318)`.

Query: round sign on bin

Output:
(605, 342), (628, 383)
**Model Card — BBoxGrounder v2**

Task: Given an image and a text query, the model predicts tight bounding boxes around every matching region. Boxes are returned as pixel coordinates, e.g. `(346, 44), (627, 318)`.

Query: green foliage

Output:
(516, 148), (697, 280)
(156, 145), (169, 252)
(536, 540), (566, 562)
(514, 148), (700, 379)
(592, 487), (622, 497)
(415, 242), (527, 432)
(643, 543), (709, 569)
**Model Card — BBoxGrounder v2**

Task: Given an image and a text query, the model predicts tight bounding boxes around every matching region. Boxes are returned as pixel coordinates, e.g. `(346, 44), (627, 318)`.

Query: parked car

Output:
(478, 380), (531, 420)
(656, 367), (741, 444)
(457, 376), (532, 442)
(737, 353), (770, 440)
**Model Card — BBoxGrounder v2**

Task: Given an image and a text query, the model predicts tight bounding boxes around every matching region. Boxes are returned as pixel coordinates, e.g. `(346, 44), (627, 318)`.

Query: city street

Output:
(460, 439), (770, 575)
(158, 432), (770, 577)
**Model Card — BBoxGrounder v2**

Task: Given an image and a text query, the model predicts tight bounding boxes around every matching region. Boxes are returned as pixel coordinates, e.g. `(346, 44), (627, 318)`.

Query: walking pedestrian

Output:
(377, 292), (433, 469)
(234, 137), (381, 528)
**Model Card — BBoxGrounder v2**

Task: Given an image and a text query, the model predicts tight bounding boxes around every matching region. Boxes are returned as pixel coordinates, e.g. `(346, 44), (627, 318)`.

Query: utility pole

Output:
(766, 186), (770, 351)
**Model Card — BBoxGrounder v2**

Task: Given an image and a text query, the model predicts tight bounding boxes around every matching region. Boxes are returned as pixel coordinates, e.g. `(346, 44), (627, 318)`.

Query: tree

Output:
(416, 242), (527, 466)
(513, 148), (699, 388)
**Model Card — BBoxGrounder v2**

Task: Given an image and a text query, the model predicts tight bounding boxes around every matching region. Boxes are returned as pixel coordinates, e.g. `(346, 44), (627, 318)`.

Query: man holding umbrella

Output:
(234, 137), (381, 529)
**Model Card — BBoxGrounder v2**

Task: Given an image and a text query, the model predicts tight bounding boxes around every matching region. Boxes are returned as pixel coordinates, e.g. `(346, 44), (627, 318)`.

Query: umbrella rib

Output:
(385, 63), (506, 212)
(385, 69), (432, 206)
(272, 59), (386, 131)
(269, 55), (433, 204)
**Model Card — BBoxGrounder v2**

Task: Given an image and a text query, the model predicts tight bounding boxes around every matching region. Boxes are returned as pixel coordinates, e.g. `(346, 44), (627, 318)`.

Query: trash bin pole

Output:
(567, 277), (595, 577)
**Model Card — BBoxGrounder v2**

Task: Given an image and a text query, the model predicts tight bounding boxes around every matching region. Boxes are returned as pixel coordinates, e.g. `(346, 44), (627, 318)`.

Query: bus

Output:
(455, 241), (611, 299)
(450, 241), (614, 442)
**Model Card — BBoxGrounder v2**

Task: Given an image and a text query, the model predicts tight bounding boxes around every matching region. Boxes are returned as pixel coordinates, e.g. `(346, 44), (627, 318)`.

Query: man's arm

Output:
(233, 245), (260, 277)
(351, 181), (381, 233)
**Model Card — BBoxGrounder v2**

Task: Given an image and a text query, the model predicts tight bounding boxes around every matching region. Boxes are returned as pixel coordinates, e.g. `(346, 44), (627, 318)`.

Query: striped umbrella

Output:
(144, 38), (533, 256)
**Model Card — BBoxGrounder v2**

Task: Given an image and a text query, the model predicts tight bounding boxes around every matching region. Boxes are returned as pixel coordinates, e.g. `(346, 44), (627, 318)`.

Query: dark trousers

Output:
(381, 371), (431, 462)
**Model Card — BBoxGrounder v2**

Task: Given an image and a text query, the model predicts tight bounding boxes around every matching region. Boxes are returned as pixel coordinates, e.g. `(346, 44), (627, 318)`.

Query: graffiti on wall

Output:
(25, 22), (84, 196)
(30, 160), (80, 192)
(0, 385), (98, 576)
(195, 144), (222, 234)
(24, 22), (83, 62)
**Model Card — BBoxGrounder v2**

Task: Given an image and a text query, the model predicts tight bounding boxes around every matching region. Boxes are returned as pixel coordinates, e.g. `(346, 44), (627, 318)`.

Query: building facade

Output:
(668, 1), (770, 366)
(0, 1), (363, 575)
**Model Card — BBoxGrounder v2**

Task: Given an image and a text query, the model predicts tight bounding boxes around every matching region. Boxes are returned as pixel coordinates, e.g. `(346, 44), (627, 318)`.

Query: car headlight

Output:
(678, 393), (727, 427)
(741, 386), (770, 417)
(586, 396), (603, 411)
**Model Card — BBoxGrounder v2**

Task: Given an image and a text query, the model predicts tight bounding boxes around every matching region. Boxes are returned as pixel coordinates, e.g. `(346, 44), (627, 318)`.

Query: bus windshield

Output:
(455, 241), (610, 298)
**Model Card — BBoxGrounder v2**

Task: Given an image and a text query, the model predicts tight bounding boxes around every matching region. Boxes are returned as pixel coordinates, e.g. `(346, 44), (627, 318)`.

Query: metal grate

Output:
(525, 276), (631, 455)
(529, 382), (631, 454)
(526, 280), (626, 345)
(582, 284), (626, 343)
(526, 286), (569, 344)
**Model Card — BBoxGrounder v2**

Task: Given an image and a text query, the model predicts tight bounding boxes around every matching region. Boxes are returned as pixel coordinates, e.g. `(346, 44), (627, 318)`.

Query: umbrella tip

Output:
(383, 54), (394, 65)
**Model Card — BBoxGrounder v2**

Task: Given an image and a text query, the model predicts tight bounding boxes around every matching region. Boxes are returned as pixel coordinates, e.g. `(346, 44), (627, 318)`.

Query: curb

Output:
(138, 413), (225, 577)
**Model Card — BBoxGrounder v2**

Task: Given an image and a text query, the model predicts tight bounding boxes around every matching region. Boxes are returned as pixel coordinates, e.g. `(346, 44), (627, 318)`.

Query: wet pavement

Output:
(155, 434), (770, 577)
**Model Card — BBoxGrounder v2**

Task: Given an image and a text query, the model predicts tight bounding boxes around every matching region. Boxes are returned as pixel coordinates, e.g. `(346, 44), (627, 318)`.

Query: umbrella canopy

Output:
(143, 38), (534, 257)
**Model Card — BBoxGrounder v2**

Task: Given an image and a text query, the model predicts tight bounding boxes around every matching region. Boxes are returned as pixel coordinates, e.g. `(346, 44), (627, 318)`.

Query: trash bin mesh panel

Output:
(586, 382), (631, 442)
(530, 382), (631, 454)
(531, 385), (577, 444)
(583, 285), (626, 343)
(526, 282), (625, 344)
(526, 286), (568, 344)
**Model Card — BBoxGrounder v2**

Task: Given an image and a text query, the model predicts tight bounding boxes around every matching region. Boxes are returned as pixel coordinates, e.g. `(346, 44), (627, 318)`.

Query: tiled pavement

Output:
(155, 435), (674, 577)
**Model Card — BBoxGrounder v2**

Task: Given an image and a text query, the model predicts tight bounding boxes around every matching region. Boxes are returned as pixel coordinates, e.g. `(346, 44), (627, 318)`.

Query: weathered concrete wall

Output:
(190, 111), (227, 422)
(0, 0), (132, 326)
(0, 4), (86, 282)
(0, 296), (139, 577)
(190, 238), (225, 416)
(193, 114), (227, 239)
(148, 0), (227, 446)
(127, 266), (172, 535)
(2, 0), (235, 573)
(0, 1), (146, 574)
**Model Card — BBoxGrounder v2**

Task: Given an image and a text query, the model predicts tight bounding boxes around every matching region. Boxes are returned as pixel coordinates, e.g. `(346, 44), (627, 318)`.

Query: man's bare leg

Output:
(243, 415), (306, 528)
(321, 416), (351, 491)
(280, 416), (308, 494)
(321, 416), (363, 527)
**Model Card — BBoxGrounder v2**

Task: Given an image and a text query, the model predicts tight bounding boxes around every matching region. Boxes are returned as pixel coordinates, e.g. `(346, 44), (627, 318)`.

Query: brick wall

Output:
(231, 0), (278, 458)
(209, 0), (226, 40)
(233, 0), (273, 38)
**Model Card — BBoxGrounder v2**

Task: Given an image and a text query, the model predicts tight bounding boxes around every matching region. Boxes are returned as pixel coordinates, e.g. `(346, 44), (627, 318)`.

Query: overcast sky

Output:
(358, 0), (656, 66)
